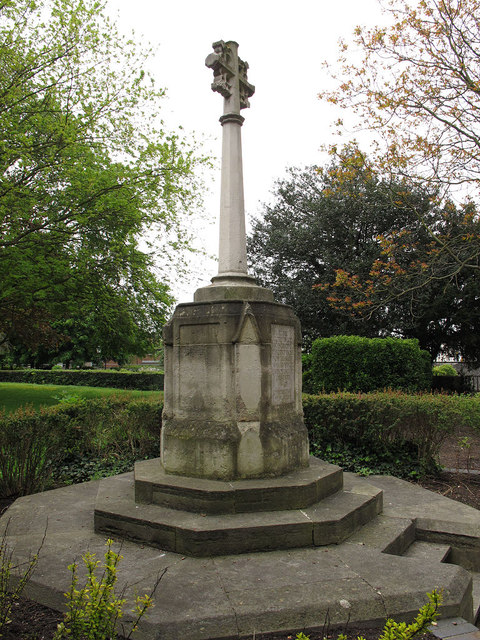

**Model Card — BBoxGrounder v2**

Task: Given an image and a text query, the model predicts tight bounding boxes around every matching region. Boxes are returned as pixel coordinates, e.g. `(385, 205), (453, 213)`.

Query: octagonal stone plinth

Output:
(94, 461), (383, 557)
(134, 457), (343, 514)
(161, 297), (309, 481)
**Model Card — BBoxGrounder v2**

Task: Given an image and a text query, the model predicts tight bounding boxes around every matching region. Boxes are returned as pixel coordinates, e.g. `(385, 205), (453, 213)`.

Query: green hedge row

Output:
(2, 390), (479, 497)
(303, 390), (480, 476)
(0, 369), (164, 390)
(305, 336), (432, 393)
(0, 396), (162, 497)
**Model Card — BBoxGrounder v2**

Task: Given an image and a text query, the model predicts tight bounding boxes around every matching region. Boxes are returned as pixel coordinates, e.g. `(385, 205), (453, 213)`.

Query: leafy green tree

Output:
(0, 0), (205, 363)
(248, 148), (480, 360)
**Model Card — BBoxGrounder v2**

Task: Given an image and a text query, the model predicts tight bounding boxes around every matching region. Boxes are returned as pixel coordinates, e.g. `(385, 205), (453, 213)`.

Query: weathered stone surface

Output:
(94, 469), (382, 556)
(134, 457), (343, 514)
(2, 475), (478, 639)
(161, 299), (309, 480)
(194, 280), (274, 303)
(346, 514), (416, 555)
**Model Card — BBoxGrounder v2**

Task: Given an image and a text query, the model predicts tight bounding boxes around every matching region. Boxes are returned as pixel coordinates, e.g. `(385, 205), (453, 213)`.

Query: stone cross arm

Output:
(205, 40), (255, 114)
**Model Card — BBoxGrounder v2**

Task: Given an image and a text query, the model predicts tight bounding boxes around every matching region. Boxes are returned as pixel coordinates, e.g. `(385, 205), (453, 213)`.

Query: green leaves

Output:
(0, 0), (207, 362)
(248, 152), (441, 350)
(54, 539), (154, 640)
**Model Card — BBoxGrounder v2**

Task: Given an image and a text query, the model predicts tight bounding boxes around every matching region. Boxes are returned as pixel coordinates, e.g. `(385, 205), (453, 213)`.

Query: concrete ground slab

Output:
(2, 470), (480, 639)
(430, 618), (480, 637)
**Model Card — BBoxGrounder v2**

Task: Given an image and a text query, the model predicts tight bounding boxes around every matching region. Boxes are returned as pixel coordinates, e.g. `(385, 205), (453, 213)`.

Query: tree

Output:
(319, 0), (480, 320)
(321, 0), (480, 194)
(0, 0), (205, 363)
(248, 148), (480, 360)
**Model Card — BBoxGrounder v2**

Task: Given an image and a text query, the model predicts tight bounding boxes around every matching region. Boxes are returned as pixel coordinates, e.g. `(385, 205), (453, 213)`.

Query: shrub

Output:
(0, 396), (162, 497)
(0, 406), (65, 497)
(432, 364), (458, 376)
(0, 524), (40, 636)
(0, 369), (163, 390)
(302, 353), (315, 394)
(53, 539), (154, 640)
(303, 391), (480, 477)
(308, 336), (432, 393)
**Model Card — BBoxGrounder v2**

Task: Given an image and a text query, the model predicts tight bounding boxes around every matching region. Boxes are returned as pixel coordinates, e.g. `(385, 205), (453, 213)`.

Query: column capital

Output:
(219, 113), (245, 126)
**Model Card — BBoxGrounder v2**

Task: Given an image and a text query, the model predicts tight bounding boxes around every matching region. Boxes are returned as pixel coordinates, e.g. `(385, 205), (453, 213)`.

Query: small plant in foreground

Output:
(457, 436), (472, 473)
(293, 589), (441, 640)
(53, 539), (154, 640)
(0, 522), (42, 637)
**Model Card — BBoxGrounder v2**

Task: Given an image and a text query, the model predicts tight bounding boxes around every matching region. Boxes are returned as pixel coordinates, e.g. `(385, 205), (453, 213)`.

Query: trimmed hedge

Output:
(307, 335), (432, 393)
(0, 396), (162, 497)
(304, 390), (480, 476)
(0, 369), (163, 390)
(3, 390), (479, 496)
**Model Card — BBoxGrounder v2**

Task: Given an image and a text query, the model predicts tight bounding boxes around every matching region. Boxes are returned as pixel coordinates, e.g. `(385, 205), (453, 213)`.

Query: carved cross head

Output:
(205, 40), (255, 113)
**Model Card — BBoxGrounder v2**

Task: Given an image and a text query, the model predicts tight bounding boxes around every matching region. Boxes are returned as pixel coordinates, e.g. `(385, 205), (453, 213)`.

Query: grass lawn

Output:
(0, 382), (162, 414)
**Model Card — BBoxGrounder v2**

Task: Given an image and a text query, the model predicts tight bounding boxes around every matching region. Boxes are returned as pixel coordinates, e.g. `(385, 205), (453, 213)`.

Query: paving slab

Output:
(1, 472), (479, 639)
(346, 514), (415, 554)
(369, 475), (480, 535)
(404, 542), (452, 563)
(430, 618), (480, 637)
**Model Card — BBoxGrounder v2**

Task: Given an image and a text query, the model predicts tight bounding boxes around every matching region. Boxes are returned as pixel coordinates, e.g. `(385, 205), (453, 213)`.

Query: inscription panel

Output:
(271, 324), (294, 405)
(179, 323), (219, 345)
(177, 323), (222, 416)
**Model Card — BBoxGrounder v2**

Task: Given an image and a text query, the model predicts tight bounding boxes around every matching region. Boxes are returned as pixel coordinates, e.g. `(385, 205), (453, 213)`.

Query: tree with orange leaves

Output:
(322, 0), (480, 195)
(248, 146), (480, 359)
(319, 0), (480, 361)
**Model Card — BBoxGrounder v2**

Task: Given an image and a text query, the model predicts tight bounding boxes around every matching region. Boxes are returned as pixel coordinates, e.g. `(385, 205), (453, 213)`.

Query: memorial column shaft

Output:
(218, 115), (247, 275)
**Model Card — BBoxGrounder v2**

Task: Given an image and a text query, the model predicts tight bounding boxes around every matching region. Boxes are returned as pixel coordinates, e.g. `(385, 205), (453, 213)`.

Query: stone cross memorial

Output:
(41, 42), (469, 629)
(94, 41), (383, 562)
(205, 40), (254, 282)
(160, 40), (310, 480)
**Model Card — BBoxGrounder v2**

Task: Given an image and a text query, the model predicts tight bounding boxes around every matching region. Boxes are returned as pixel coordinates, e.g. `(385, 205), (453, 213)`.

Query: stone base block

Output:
(161, 298), (309, 480)
(134, 457), (343, 514)
(94, 464), (383, 557)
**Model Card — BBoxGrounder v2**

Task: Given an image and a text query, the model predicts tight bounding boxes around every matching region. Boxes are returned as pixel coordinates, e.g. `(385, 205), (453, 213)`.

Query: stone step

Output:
(472, 572), (480, 624)
(404, 543), (480, 624)
(94, 472), (383, 557)
(429, 617), (480, 639)
(404, 541), (452, 563)
(345, 514), (415, 555)
(135, 457), (343, 514)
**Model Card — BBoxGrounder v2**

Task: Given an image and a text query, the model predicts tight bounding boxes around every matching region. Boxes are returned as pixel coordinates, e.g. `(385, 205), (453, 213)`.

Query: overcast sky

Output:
(106, 0), (385, 301)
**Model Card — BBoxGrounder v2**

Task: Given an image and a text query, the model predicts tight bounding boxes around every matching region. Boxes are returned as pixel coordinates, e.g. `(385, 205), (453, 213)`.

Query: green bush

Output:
(54, 539), (153, 640)
(432, 364), (458, 376)
(0, 396), (162, 497)
(0, 406), (65, 497)
(303, 391), (480, 477)
(308, 336), (432, 393)
(302, 353), (315, 394)
(0, 369), (163, 390)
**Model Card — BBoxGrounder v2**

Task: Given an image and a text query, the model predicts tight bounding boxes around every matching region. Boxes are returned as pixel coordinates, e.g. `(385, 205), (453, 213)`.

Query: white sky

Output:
(106, 0), (384, 301)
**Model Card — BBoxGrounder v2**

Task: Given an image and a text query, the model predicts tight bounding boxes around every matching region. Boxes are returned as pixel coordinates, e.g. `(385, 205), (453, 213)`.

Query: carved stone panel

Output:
(177, 323), (221, 416)
(271, 324), (295, 406)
